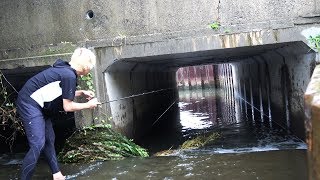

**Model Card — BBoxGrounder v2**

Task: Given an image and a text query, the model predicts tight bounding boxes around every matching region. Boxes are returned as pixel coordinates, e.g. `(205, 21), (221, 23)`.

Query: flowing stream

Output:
(0, 88), (307, 180)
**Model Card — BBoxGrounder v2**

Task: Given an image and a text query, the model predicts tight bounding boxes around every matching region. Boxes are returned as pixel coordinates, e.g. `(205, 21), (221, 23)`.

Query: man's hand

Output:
(82, 90), (95, 100)
(63, 98), (101, 112)
(87, 98), (101, 109)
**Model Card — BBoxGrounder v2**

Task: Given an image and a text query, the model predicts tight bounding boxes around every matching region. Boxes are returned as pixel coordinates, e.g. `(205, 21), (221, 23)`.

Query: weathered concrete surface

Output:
(232, 42), (316, 139)
(305, 65), (320, 180)
(86, 26), (320, 67)
(102, 61), (178, 138)
(0, 0), (319, 61)
(0, 0), (320, 141)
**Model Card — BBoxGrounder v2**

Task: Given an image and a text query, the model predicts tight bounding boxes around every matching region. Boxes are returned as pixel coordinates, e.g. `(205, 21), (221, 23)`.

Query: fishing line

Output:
(0, 69), (306, 143)
(237, 95), (305, 143)
(100, 87), (175, 104)
(0, 68), (176, 123)
(152, 99), (177, 126)
(237, 96), (270, 118)
(0, 68), (174, 105)
(98, 87), (177, 126)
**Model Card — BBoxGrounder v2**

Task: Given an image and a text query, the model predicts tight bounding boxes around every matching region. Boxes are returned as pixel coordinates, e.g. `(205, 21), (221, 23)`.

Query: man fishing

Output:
(16, 48), (101, 180)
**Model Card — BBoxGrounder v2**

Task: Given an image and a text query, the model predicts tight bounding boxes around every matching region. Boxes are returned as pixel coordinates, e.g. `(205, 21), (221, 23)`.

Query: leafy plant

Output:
(79, 73), (95, 92)
(154, 132), (221, 156)
(58, 123), (149, 163)
(181, 132), (220, 149)
(209, 21), (220, 30)
(308, 35), (320, 51)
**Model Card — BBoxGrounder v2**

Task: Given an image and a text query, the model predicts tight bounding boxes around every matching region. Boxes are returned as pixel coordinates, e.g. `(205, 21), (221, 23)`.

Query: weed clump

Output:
(154, 132), (221, 156)
(181, 132), (220, 149)
(58, 124), (149, 163)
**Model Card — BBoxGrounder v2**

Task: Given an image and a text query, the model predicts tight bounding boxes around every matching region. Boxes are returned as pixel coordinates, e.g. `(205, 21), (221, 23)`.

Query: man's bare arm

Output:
(63, 98), (100, 112)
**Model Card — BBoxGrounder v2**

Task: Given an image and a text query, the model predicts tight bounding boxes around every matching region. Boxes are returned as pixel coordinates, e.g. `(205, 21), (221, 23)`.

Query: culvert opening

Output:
(136, 61), (309, 180)
(0, 41), (314, 179)
(121, 42), (315, 160)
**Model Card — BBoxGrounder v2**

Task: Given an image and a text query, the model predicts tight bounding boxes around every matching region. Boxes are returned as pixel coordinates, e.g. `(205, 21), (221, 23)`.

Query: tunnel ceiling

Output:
(120, 41), (311, 68)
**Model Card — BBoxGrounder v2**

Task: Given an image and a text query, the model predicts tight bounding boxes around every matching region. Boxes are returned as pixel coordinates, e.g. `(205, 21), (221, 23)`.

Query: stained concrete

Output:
(0, 0), (319, 60)
(0, 0), (319, 142)
(232, 42), (316, 139)
(1, 1), (320, 178)
(103, 61), (178, 138)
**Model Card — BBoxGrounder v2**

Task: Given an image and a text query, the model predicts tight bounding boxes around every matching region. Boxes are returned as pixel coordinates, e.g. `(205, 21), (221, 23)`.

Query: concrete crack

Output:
(217, 0), (221, 22)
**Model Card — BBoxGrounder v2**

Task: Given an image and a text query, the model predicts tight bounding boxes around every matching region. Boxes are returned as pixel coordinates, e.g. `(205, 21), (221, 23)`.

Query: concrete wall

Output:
(232, 42), (316, 139)
(0, 0), (320, 140)
(0, 0), (318, 60)
(103, 61), (178, 139)
(214, 64), (238, 125)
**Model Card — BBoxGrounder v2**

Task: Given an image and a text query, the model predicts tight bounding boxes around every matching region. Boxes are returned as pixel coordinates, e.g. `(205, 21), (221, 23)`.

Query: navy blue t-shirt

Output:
(18, 59), (77, 115)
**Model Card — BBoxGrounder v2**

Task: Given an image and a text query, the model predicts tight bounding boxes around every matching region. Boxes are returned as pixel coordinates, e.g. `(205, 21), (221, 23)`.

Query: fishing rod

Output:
(0, 69), (175, 107)
(0, 69), (178, 127)
(100, 87), (175, 104)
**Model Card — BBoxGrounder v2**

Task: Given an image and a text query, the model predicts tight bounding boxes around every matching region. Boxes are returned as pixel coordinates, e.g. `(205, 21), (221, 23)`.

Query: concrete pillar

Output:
(305, 65), (320, 180)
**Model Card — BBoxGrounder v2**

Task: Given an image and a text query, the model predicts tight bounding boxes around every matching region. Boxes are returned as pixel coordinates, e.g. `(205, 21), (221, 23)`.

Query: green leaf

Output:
(86, 81), (92, 86)
(209, 22), (220, 30)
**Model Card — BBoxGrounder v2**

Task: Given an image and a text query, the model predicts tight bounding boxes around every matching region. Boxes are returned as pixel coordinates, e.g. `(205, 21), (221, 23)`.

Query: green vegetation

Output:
(79, 73), (95, 92)
(58, 123), (149, 163)
(209, 22), (220, 30)
(0, 71), (24, 151)
(0, 70), (148, 163)
(181, 132), (220, 149)
(154, 132), (220, 156)
(60, 72), (150, 163)
(308, 35), (320, 51)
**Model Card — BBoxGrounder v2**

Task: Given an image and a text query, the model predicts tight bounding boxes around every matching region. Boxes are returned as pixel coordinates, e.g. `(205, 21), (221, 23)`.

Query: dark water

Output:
(0, 88), (307, 180)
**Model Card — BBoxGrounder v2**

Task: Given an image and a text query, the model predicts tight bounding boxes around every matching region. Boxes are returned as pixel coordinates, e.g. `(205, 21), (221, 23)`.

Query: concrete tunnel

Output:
(96, 41), (316, 141)
(0, 0), (317, 148)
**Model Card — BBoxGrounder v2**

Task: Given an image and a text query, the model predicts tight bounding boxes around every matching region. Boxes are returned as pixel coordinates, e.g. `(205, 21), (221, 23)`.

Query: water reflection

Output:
(0, 88), (308, 179)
